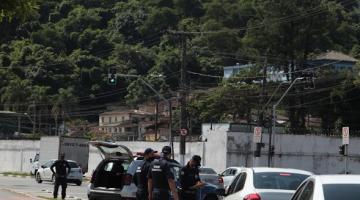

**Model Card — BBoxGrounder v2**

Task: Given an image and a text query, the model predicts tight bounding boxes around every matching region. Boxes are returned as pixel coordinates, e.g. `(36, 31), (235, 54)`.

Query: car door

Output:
(225, 172), (247, 200)
(39, 161), (51, 180)
(44, 161), (54, 180)
(292, 180), (314, 200)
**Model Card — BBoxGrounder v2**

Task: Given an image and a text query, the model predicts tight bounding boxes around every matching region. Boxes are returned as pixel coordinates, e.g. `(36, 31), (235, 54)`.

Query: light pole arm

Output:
(117, 74), (169, 105)
(274, 77), (304, 108)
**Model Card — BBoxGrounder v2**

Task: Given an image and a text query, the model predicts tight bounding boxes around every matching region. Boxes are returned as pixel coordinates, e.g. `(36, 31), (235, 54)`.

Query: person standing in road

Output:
(179, 155), (205, 200)
(50, 153), (71, 200)
(133, 148), (157, 200)
(148, 146), (179, 200)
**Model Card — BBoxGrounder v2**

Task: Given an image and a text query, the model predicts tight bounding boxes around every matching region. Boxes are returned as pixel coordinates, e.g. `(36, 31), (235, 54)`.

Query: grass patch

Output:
(1, 172), (30, 177)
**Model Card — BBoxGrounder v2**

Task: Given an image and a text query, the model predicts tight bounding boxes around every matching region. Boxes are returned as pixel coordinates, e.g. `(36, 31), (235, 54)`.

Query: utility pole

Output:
(270, 77), (304, 167)
(155, 98), (159, 141)
(179, 32), (188, 165)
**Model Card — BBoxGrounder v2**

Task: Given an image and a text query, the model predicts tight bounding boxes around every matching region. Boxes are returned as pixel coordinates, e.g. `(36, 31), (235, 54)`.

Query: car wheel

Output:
(36, 173), (42, 183)
(76, 181), (82, 186)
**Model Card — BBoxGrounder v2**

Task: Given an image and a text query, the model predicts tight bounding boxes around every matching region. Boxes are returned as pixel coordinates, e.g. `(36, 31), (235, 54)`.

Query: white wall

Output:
(0, 140), (203, 175)
(202, 123), (230, 173)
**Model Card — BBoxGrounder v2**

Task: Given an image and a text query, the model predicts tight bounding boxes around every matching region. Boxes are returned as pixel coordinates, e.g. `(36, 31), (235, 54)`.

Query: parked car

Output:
(223, 167), (312, 200)
(219, 167), (243, 188)
(35, 159), (83, 186)
(290, 175), (360, 200)
(87, 141), (134, 200)
(199, 167), (224, 189)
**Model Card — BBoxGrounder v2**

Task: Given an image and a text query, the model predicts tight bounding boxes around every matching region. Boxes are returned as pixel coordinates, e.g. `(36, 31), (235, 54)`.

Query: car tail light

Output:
(122, 174), (132, 185)
(244, 193), (261, 200)
(218, 177), (224, 184)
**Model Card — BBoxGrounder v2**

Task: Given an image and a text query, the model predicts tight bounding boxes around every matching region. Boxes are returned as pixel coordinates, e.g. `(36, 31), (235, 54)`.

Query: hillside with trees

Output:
(0, 0), (359, 137)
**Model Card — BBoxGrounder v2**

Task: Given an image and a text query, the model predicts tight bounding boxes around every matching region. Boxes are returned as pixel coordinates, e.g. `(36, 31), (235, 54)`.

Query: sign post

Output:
(253, 127), (263, 167)
(342, 127), (349, 174)
(180, 128), (187, 165)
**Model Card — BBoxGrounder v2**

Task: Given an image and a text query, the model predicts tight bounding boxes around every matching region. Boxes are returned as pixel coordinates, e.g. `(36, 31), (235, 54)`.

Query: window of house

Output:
(115, 128), (117, 132)
(109, 117), (112, 123)
(125, 127), (132, 132)
(122, 116), (125, 121)
(115, 117), (117, 122)
(101, 117), (104, 123)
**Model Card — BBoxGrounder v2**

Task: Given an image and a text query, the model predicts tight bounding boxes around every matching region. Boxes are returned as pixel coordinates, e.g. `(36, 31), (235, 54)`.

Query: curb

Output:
(0, 174), (32, 179)
(1, 188), (42, 200)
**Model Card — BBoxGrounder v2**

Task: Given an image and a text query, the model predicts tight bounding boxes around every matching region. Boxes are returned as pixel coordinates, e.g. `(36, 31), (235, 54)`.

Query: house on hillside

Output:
(308, 50), (358, 70)
(98, 98), (178, 141)
(223, 51), (358, 80)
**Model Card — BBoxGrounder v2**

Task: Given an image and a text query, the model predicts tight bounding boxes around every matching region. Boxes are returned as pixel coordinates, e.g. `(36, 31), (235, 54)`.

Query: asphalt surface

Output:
(0, 175), (88, 200)
(0, 189), (39, 200)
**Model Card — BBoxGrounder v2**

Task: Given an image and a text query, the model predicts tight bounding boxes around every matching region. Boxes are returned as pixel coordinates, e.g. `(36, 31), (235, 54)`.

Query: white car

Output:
(35, 159), (83, 186)
(290, 175), (360, 200)
(223, 167), (312, 200)
(219, 167), (243, 188)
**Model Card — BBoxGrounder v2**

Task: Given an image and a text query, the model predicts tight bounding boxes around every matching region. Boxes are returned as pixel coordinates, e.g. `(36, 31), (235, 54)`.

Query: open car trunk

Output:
(93, 159), (129, 189)
(90, 141), (133, 190)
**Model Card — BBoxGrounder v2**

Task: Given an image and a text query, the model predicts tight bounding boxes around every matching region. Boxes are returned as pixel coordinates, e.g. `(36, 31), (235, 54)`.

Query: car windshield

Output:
(200, 168), (217, 174)
(254, 172), (309, 190)
(323, 184), (360, 200)
(68, 162), (79, 168)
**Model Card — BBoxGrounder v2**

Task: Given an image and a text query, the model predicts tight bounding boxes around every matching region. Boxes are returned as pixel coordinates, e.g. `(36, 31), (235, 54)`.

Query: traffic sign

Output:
(253, 127), (262, 143)
(342, 127), (349, 145)
(180, 128), (188, 136)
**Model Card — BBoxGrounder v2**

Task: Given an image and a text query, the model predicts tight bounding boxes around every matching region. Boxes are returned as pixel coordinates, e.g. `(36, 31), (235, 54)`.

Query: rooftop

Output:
(100, 109), (153, 116)
(313, 51), (358, 62)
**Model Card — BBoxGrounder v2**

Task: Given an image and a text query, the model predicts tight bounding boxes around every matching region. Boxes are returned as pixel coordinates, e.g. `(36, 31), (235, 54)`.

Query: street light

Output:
(269, 77), (304, 167)
(117, 73), (174, 154)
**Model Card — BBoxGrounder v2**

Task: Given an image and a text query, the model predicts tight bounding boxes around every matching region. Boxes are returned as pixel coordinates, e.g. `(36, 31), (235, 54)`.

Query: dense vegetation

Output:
(0, 0), (359, 137)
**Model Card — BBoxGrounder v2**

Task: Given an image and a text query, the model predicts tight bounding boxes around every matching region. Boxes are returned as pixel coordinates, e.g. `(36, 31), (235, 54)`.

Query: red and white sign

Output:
(342, 127), (349, 145)
(253, 127), (262, 143)
(180, 128), (188, 136)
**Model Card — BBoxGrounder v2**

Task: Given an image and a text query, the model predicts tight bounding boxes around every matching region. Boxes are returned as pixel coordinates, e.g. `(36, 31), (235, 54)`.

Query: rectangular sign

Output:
(253, 126), (262, 143)
(342, 127), (349, 145)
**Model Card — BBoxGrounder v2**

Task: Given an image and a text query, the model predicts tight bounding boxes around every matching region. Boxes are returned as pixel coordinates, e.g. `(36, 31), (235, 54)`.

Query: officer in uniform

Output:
(50, 153), (71, 200)
(148, 146), (179, 200)
(179, 155), (205, 200)
(133, 148), (157, 200)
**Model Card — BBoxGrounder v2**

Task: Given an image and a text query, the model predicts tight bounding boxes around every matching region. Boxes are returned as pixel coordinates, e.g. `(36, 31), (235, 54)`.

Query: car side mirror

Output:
(30, 158), (33, 163)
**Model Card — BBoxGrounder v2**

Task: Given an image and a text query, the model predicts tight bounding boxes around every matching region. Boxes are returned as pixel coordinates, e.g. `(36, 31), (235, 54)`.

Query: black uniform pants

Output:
(152, 189), (170, 200)
(180, 191), (197, 200)
(53, 176), (67, 199)
(136, 188), (148, 200)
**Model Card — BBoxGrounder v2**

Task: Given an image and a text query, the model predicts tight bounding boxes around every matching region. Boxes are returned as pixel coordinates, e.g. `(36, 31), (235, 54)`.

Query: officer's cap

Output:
(192, 155), (201, 166)
(144, 148), (157, 155)
(162, 146), (172, 155)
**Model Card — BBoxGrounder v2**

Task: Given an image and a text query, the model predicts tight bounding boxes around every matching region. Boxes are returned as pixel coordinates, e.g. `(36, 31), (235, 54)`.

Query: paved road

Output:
(0, 189), (39, 200)
(0, 175), (88, 200)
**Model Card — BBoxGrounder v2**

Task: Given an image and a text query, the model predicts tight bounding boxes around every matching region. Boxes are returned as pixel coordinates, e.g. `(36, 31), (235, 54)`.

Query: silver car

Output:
(223, 167), (312, 200)
(87, 141), (134, 200)
(199, 167), (224, 189)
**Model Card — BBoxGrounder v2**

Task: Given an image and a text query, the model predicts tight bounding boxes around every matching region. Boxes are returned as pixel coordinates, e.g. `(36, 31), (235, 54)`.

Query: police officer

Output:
(148, 146), (179, 200)
(50, 153), (71, 200)
(179, 155), (205, 200)
(133, 148), (157, 200)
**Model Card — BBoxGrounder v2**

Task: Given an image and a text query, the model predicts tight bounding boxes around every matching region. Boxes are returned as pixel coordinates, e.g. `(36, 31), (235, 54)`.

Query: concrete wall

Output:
(0, 140), (203, 175)
(202, 123), (230, 173)
(225, 131), (360, 174)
